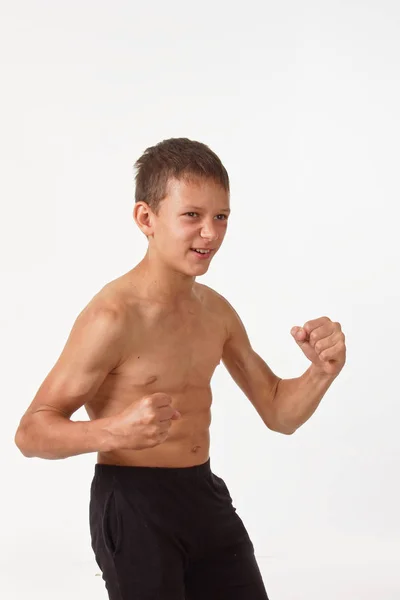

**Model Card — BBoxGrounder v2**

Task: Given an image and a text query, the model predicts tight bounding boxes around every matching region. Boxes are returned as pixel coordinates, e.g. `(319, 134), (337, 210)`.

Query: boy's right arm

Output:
(14, 303), (127, 460)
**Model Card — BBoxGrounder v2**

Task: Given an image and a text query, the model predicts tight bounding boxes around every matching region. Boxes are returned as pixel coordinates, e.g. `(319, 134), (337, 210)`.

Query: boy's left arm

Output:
(221, 299), (346, 435)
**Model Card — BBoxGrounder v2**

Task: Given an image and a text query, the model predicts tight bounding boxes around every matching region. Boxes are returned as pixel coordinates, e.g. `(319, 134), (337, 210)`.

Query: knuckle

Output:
(148, 424), (159, 438)
(142, 411), (155, 425)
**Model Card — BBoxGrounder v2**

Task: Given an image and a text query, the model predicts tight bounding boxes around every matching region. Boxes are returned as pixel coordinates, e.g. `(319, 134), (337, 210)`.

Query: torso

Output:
(84, 273), (229, 468)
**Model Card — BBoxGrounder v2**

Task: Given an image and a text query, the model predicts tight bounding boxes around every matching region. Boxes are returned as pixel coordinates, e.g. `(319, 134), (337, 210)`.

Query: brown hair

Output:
(133, 137), (230, 215)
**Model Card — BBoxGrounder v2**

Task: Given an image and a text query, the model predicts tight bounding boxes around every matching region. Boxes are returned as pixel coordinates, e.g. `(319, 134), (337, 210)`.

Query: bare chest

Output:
(125, 318), (224, 386)
(92, 305), (227, 411)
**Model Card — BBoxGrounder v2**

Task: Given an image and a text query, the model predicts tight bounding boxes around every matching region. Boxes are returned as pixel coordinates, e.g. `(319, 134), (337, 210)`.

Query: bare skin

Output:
(15, 176), (283, 467)
(89, 273), (226, 467)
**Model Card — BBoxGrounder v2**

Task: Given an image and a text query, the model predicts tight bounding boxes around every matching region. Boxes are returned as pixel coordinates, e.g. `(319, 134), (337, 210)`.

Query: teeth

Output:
(194, 249), (210, 254)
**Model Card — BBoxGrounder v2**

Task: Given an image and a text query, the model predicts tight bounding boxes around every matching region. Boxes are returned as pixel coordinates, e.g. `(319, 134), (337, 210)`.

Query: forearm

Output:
(272, 365), (337, 433)
(15, 412), (116, 460)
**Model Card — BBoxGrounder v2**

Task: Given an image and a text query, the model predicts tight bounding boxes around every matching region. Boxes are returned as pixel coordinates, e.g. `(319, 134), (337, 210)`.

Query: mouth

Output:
(190, 248), (214, 259)
(190, 248), (213, 254)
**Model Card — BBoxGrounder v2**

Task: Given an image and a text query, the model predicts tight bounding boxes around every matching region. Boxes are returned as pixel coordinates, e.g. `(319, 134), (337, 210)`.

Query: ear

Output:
(133, 202), (155, 237)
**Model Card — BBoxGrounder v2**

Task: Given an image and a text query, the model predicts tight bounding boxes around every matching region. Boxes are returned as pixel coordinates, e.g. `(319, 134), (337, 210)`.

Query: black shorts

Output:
(89, 458), (270, 599)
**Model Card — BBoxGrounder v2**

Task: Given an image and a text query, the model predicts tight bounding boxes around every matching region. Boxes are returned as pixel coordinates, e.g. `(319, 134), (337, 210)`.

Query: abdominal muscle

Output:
(88, 384), (213, 468)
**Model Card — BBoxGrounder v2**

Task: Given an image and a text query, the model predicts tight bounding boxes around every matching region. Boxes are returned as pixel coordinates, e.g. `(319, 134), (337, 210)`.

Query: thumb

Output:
(291, 326), (307, 343)
(172, 410), (182, 420)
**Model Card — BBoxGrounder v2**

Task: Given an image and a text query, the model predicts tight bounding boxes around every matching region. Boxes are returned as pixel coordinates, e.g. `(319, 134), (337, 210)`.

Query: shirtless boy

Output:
(15, 137), (346, 599)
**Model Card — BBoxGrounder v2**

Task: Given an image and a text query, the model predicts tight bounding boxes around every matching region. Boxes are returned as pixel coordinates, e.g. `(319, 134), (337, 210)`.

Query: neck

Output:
(132, 251), (196, 305)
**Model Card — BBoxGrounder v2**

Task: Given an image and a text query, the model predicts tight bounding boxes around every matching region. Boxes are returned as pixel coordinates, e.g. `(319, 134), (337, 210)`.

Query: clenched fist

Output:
(291, 316), (346, 377)
(107, 393), (182, 451)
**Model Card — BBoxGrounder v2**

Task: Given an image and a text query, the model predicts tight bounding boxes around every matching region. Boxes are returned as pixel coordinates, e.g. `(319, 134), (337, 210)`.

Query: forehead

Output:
(165, 176), (230, 209)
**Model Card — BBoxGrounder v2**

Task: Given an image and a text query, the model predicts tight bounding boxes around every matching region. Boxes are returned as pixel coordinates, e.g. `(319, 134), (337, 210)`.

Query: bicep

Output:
(22, 305), (126, 422)
(221, 299), (281, 429)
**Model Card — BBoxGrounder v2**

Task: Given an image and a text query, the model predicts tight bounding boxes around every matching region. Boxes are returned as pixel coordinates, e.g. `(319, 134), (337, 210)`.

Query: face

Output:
(139, 176), (230, 275)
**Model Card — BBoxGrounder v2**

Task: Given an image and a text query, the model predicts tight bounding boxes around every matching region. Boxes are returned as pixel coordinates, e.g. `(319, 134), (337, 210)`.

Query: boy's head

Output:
(133, 138), (230, 276)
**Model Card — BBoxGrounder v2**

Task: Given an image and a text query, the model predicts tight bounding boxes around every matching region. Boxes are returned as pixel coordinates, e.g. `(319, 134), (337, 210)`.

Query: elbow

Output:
(276, 418), (298, 435)
(267, 380), (297, 435)
(14, 427), (34, 457)
(268, 422), (297, 435)
(14, 414), (68, 460)
(279, 425), (297, 435)
(14, 420), (40, 458)
(265, 410), (297, 435)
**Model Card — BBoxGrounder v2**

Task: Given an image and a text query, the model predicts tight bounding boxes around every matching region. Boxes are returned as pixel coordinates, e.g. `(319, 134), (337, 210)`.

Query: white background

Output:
(1, 1), (399, 598)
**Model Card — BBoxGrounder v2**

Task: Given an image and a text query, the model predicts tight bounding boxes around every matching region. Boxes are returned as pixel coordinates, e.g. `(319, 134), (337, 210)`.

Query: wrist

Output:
(99, 417), (121, 452)
(308, 363), (337, 383)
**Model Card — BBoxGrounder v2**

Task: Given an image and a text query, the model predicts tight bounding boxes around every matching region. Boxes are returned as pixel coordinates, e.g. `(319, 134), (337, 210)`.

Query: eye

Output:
(183, 212), (228, 220)
(184, 211), (228, 221)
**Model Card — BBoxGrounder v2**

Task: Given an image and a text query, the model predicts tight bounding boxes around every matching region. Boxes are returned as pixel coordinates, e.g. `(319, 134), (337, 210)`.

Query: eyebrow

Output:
(184, 206), (231, 213)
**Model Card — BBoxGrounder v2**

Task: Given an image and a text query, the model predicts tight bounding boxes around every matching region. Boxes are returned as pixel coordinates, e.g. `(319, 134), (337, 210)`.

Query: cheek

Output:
(172, 222), (196, 241)
(158, 223), (193, 250)
(217, 222), (228, 239)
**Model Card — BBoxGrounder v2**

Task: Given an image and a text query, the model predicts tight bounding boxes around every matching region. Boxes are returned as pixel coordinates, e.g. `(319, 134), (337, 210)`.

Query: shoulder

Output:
(194, 283), (238, 340)
(76, 280), (130, 328)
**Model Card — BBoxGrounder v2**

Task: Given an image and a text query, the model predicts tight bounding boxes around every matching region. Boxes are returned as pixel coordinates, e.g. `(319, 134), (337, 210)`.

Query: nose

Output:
(200, 220), (219, 242)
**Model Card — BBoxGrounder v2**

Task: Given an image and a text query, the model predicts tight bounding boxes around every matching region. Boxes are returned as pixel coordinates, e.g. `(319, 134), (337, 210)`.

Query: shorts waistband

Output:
(94, 457), (212, 482)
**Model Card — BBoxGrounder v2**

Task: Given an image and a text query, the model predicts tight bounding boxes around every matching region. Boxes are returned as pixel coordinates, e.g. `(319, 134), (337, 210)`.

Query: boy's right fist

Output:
(106, 392), (182, 451)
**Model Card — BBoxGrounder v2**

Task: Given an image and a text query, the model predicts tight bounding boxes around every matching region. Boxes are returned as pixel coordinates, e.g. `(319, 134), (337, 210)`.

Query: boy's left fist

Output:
(290, 316), (346, 377)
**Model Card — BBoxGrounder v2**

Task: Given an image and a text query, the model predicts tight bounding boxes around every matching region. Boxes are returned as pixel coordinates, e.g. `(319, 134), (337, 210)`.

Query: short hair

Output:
(133, 137), (230, 215)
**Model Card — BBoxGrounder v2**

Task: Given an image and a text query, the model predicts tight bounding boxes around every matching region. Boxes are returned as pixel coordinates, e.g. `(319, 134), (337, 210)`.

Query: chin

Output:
(181, 261), (210, 277)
